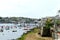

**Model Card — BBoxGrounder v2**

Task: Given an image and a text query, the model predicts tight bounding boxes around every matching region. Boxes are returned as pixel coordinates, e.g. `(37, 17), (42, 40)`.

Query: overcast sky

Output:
(0, 0), (60, 18)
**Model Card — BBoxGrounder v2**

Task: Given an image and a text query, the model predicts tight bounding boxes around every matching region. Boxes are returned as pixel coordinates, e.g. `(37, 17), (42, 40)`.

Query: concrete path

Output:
(58, 34), (60, 40)
(57, 33), (60, 40)
(54, 33), (60, 40)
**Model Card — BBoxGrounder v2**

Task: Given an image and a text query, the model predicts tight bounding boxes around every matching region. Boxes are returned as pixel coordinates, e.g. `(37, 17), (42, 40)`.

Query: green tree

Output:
(42, 18), (53, 37)
(56, 19), (60, 26)
(45, 18), (53, 28)
(0, 17), (2, 19)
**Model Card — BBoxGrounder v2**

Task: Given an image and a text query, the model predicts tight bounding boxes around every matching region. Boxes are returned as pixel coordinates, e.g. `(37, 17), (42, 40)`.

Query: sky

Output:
(0, 0), (60, 19)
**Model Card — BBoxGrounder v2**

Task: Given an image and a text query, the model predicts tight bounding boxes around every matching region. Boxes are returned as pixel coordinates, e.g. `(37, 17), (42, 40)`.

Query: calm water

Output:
(0, 23), (36, 40)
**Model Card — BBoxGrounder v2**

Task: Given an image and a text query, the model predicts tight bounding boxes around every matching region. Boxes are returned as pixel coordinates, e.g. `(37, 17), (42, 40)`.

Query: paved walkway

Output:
(55, 33), (60, 40)
(57, 33), (60, 40)
(53, 32), (60, 40)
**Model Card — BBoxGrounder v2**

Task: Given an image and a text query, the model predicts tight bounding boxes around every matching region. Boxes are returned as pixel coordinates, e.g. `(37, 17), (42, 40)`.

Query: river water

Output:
(0, 23), (36, 40)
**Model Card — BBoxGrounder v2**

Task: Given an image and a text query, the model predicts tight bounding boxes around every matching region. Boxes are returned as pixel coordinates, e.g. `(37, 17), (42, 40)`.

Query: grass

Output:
(17, 27), (53, 40)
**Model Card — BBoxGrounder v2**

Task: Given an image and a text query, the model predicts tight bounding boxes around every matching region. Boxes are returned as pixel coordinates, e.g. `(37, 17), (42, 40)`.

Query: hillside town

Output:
(0, 13), (60, 40)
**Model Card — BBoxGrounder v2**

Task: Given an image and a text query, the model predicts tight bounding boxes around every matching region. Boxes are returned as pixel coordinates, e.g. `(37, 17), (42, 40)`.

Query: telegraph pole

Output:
(58, 10), (60, 16)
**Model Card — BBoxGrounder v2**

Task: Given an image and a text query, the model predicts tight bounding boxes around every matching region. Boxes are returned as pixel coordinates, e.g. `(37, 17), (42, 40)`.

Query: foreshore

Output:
(17, 27), (37, 40)
(17, 27), (53, 40)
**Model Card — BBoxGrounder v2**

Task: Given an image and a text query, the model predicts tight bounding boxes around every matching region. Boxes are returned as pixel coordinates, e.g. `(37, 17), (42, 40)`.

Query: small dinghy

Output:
(12, 30), (17, 32)
(0, 29), (3, 32)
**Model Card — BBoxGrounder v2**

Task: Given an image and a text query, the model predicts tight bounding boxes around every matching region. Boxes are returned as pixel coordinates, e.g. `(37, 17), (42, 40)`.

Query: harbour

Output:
(0, 23), (37, 40)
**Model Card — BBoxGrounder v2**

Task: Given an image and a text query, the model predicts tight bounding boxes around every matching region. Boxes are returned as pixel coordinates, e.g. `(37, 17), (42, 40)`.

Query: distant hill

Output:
(0, 17), (40, 23)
